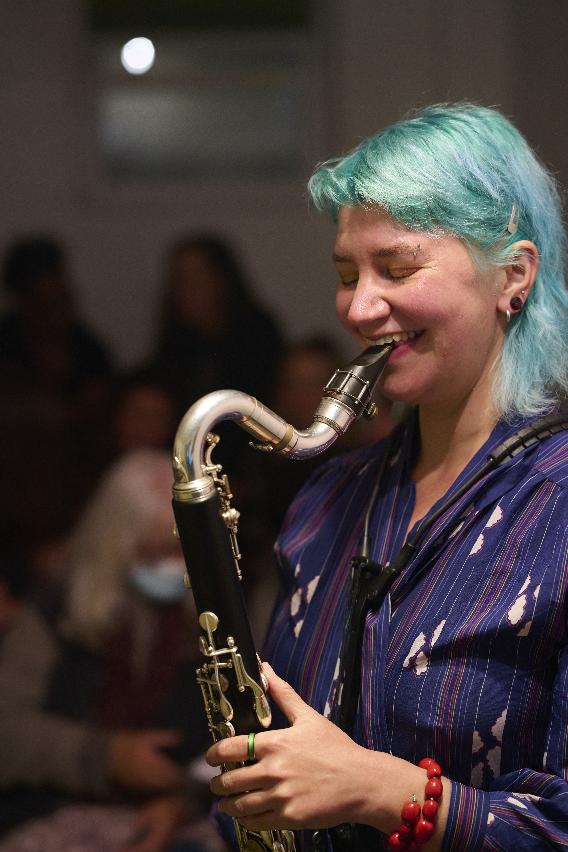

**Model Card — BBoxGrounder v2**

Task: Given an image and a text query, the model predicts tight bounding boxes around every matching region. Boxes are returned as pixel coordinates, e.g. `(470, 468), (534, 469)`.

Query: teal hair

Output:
(308, 103), (568, 418)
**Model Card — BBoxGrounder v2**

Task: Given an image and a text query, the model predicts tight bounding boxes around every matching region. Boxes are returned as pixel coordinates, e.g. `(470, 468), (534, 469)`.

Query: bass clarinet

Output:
(171, 341), (394, 852)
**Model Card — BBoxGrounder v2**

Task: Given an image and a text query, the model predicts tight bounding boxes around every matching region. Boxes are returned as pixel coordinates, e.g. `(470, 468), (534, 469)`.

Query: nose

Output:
(342, 276), (391, 331)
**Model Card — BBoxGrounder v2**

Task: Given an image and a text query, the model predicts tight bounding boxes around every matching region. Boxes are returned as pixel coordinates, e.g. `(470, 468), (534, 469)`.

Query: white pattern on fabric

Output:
(470, 533), (484, 555)
(487, 505), (504, 528)
(403, 621), (446, 676)
(472, 709), (507, 783)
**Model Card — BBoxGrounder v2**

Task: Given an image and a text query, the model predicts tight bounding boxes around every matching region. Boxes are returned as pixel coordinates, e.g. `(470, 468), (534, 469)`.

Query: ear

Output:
(496, 240), (539, 315)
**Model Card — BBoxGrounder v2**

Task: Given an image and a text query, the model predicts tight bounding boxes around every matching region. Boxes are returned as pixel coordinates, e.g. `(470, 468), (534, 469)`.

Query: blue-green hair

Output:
(308, 103), (568, 418)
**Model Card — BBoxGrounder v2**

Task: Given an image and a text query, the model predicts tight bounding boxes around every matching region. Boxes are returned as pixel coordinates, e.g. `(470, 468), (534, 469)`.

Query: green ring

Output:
(247, 732), (256, 761)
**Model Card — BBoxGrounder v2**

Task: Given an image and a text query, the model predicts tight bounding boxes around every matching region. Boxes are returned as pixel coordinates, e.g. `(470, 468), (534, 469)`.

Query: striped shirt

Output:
(265, 412), (568, 850)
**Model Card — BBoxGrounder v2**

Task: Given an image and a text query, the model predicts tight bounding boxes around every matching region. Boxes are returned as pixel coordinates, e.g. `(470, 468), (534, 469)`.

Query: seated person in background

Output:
(152, 233), (285, 414)
(34, 369), (180, 584)
(0, 451), (218, 852)
(0, 236), (115, 561)
(0, 235), (113, 404)
(112, 369), (179, 457)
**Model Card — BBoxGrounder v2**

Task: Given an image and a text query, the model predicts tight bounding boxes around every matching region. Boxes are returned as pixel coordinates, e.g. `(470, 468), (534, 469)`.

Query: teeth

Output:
(364, 331), (418, 346)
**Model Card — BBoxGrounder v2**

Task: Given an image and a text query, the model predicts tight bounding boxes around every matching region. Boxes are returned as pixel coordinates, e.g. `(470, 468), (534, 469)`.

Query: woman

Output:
(0, 450), (215, 851)
(206, 103), (568, 850)
(153, 234), (285, 415)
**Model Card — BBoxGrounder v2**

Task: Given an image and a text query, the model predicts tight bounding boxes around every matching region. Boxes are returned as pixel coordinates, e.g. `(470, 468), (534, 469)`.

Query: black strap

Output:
(334, 412), (568, 735)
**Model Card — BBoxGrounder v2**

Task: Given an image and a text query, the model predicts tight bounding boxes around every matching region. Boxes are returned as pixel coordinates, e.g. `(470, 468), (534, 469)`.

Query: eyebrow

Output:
(333, 242), (424, 263)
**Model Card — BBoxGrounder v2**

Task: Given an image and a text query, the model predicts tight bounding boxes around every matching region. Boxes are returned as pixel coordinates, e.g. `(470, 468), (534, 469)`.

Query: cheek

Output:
(335, 289), (352, 326)
(408, 279), (444, 320)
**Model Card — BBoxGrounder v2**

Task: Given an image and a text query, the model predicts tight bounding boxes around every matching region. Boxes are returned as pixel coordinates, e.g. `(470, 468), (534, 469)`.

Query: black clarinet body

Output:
(171, 342), (394, 852)
(172, 488), (270, 740)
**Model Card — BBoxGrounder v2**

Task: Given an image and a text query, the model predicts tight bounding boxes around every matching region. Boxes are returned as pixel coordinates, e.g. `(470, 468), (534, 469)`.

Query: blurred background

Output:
(0, 2), (567, 850)
(1, 0), (567, 368)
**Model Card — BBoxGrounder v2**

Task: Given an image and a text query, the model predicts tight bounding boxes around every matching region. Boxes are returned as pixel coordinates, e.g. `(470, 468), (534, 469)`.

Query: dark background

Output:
(0, 0), (566, 367)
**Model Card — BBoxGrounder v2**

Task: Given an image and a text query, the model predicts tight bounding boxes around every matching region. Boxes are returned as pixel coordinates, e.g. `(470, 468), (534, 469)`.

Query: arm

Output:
(441, 636), (568, 851)
(0, 605), (111, 795)
(208, 663), (450, 848)
(0, 606), (184, 797)
(209, 660), (568, 851)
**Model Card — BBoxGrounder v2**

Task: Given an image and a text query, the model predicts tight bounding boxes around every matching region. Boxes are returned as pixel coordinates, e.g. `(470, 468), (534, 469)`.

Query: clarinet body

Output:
(171, 342), (393, 852)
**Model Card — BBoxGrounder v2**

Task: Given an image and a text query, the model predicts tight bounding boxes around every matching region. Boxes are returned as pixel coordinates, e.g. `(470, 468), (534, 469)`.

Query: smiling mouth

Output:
(363, 330), (422, 347)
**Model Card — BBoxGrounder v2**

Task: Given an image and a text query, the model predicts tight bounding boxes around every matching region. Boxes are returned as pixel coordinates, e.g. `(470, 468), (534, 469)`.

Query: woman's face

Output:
(334, 207), (506, 410)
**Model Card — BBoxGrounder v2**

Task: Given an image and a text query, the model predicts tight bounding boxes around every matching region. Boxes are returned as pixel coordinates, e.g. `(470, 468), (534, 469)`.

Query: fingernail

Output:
(261, 661), (274, 677)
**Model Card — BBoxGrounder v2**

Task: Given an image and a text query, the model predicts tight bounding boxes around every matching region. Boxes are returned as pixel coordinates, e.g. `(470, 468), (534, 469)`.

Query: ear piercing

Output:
(506, 289), (526, 322)
(510, 288), (526, 313)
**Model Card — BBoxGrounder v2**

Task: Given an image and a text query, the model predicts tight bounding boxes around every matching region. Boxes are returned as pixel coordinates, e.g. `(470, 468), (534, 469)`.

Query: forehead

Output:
(334, 206), (429, 259)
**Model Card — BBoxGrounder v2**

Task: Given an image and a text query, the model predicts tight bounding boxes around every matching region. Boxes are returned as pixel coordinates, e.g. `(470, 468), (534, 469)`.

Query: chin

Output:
(381, 367), (449, 407)
(381, 382), (426, 406)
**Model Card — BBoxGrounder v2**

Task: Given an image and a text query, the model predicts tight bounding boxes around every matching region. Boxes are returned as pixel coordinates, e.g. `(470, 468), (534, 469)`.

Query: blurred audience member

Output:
(0, 236), (115, 561)
(112, 369), (179, 456)
(271, 335), (344, 430)
(152, 233), (285, 415)
(263, 335), (394, 533)
(0, 451), (217, 852)
(33, 369), (180, 585)
(0, 236), (112, 404)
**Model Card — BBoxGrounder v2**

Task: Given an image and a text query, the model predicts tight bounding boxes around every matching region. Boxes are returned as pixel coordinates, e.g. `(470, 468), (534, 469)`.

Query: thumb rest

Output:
(171, 343), (393, 852)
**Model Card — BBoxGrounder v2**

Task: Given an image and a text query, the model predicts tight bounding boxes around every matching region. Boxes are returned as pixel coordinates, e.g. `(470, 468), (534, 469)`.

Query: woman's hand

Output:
(206, 663), (379, 831)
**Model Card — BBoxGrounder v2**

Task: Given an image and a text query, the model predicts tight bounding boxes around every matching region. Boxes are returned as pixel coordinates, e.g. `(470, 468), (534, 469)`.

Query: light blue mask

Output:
(129, 557), (186, 604)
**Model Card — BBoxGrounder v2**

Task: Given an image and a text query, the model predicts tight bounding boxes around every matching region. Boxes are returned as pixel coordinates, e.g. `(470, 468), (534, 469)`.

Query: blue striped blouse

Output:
(264, 412), (568, 850)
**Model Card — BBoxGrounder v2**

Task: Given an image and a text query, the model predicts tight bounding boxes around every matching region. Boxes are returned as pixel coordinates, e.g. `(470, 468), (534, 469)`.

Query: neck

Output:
(414, 387), (499, 483)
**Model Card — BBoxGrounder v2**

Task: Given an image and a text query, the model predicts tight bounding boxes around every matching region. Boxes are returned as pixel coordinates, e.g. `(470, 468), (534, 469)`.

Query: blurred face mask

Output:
(129, 556), (186, 604)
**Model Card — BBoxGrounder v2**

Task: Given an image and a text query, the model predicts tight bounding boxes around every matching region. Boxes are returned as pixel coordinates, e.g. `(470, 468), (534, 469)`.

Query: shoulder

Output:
(532, 426), (568, 492)
(490, 413), (568, 500)
(276, 436), (393, 561)
(292, 438), (388, 503)
(282, 415), (412, 520)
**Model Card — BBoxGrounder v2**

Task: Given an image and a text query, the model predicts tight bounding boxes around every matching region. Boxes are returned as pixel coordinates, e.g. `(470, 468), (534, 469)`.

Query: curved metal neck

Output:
(172, 342), (394, 498)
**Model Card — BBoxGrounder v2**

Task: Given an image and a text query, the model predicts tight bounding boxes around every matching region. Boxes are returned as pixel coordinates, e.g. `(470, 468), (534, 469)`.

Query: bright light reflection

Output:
(121, 37), (155, 75)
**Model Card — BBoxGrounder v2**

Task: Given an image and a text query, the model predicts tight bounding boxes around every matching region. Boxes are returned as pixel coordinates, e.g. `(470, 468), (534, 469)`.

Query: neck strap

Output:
(333, 410), (568, 735)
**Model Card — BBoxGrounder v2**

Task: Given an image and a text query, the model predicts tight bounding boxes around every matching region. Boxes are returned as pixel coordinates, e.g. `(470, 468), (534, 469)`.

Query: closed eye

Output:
(338, 274), (358, 288)
(387, 267), (421, 280)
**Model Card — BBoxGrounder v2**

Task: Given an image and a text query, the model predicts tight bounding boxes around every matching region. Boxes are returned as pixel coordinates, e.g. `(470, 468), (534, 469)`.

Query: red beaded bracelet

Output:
(386, 758), (443, 851)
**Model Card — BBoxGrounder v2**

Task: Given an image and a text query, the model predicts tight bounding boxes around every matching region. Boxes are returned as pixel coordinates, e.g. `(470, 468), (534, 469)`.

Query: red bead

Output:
(425, 777), (443, 800)
(426, 761), (442, 778)
(387, 832), (408, 850)
(422, 798), (439, 819)
(413, 818), (435, 843)
(401, 799), (421, 824)
(387, 758), (443, 850)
